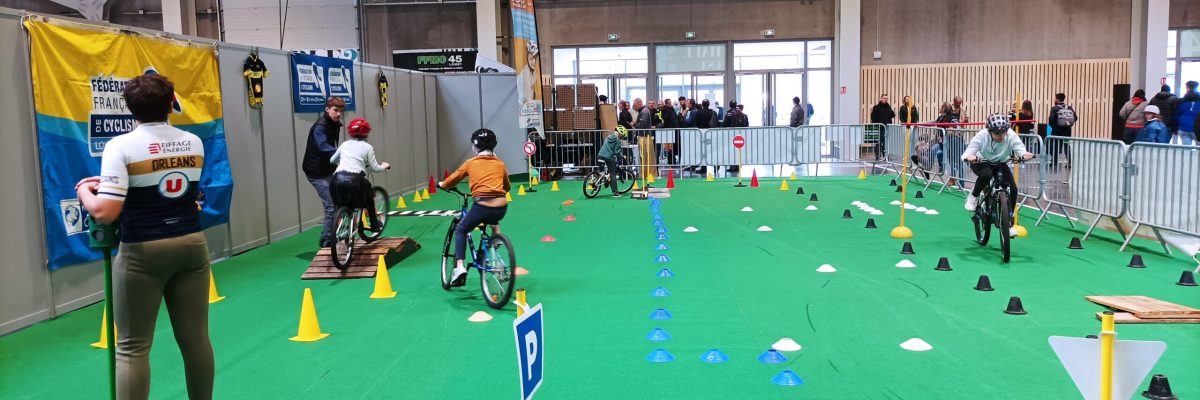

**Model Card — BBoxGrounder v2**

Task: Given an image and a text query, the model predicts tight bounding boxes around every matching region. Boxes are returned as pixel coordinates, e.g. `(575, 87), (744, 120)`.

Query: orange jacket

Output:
(444, 154), (511, 198)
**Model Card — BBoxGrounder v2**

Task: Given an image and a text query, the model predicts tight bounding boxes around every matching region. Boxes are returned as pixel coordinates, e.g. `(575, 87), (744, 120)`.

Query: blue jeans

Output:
(306, 175), (335, 245)
(1175, 131), (1196, 146)
(455, 203), (507, 261)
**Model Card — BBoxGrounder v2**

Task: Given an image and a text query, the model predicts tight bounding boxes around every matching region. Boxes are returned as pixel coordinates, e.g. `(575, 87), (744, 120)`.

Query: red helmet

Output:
(348, 117), (371, 138)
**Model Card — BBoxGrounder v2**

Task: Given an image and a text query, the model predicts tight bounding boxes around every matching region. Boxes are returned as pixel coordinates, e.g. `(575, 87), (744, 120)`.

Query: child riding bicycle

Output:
(596, 126), (629, 198)
(330, 117), (390, 234)
(438, 128), (511, 287)
(962, 113), (1033, 237)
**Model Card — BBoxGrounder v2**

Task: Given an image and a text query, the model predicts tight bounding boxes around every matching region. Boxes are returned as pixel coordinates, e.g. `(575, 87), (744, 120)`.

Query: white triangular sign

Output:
(1048, 336), (1166, 400)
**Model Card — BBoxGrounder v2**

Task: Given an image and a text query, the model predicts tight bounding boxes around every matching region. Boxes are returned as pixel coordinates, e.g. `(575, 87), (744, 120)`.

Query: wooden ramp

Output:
(302, 237), (421, 280)
(1085, 295), (1200, 324)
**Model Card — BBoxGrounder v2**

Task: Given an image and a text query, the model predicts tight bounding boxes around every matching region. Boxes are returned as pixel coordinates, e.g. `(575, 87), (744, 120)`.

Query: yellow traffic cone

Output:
(208, 269), (225, 304)
(780, 180), (790, 191)
(395, 196), (407, 209)
(550, 181), (560, 192)
(369, 255), (397, 299)
(857, 169), (867, 180)
(532, 176), (540, 186)
(518, 185), (527, 196)
(706, 172), (714, 182)
(421, 189), (431, 200)
(633, 181), (640, 190)
(290, 288), (330, 342)
(90, 305), (116, 349)
(789, 172), (797, 181)
(648, 174), (656, 183)
(506, 192), (513, 201)
(412, 191), (423, 204)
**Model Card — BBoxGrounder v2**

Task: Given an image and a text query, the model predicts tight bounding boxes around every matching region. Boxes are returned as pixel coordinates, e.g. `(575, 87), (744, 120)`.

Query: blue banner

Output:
(291, 52), (356, 113)
(26, 20), (233, 270)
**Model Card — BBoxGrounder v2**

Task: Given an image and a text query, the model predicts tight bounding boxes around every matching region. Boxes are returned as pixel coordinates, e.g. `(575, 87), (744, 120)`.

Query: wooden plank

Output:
(302, 237), (422, 280)
(1096, 312), (1200, 324)
(1085, 296), (1200, 318)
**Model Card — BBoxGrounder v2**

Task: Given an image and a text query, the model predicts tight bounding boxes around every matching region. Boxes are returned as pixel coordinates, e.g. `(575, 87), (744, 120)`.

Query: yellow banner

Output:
(25, 19), (222, 125)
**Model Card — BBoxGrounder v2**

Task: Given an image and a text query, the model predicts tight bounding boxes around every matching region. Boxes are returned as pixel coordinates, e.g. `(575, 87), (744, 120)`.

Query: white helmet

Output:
(986, 113), (1011, 134)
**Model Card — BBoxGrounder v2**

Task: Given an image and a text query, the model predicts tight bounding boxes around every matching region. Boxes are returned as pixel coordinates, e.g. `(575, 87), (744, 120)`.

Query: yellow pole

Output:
(1012, 91), (1028, 237)
(1100, 311), (1116, 400)
(516, 288), (527, 317)
(737, 148), (743, 186)
(891, 97), (914, 239)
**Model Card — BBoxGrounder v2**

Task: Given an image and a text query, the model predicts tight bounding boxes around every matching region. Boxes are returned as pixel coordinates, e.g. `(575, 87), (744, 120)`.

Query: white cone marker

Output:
(773, 338), (802, 352)
(757, 226), (773, 232)
(816, 264), (837, 273)
(900, 338), (932, 351)
(895, 259), (916, 268)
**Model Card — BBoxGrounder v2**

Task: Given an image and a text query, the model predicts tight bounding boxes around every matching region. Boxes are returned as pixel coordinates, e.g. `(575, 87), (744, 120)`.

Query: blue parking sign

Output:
(513, 304), (544, 400)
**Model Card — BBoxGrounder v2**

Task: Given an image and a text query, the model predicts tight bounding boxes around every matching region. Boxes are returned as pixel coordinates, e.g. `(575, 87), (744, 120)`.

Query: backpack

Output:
(1055, 105), (1077, 127)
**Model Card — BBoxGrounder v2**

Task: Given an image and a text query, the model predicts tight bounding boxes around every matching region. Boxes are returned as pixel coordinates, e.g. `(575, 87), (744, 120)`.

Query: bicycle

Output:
(439, 186), (517, 310)
(968, 156), (1032, 263)
(329, 179), (390, 271)
(583, 155), (638, 198)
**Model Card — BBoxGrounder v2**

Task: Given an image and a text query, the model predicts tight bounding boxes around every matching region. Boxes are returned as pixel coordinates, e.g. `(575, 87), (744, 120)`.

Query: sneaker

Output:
(1008, 227), (1019, 238)
(450, 266), (468, 287)
(964, 195), (978, 211)
(613, 193), (622, 198)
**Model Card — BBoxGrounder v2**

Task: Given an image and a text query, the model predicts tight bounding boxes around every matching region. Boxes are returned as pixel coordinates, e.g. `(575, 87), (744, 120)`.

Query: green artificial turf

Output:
(1, 175), (1197, 399)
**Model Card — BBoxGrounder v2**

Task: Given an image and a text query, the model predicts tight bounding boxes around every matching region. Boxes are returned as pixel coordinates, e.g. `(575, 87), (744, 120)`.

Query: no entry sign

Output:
(732, 135), (745, 149)
(523, 141), (537, 156)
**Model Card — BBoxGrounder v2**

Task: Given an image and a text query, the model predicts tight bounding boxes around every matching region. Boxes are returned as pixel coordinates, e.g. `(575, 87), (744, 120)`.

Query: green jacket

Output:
(597, 133), (623, 161)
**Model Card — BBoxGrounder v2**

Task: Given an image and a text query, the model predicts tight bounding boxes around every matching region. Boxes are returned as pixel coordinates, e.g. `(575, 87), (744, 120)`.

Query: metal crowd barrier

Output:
(1035, 137), (1129, 241)
(905, 126), (949, 190)
(1121, 142), (1200, 253)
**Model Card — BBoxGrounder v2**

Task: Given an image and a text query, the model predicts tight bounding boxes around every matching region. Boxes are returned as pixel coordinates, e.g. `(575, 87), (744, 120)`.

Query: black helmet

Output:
(471, 128), (497, 151)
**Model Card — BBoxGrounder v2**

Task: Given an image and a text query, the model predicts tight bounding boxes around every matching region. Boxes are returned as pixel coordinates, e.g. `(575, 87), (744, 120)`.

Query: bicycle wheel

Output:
(972, 198), (991, 246)
(360, 187), (389, 241)
(582, 171), (603, 199)
(330, 207), (356, 271)
(616, 168), (637, 194)
(996, 191), (1012, 263)
(481, 233), (516, 310)
(439, 220), (458, 290)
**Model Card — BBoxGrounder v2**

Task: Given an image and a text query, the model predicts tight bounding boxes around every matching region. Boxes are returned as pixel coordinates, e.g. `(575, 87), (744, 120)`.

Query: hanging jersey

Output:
(378, 72), (389, 107)
(96, 123), (205, 243)
(243, 54), (269, 107)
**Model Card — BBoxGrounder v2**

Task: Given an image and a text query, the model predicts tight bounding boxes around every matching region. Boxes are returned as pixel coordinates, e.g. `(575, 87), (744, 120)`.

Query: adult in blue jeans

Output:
(302, 97), (345, 248)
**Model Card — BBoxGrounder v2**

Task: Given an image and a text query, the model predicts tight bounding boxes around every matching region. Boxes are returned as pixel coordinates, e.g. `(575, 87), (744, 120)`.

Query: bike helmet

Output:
(986, 113), (1011, 134)
(615, 125), (628, 138)
(471, 128), (497, 151)
(347, 117), (371, 138)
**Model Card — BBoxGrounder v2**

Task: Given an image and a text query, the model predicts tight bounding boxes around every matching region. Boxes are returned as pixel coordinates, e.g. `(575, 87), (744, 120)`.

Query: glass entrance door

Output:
(736, 73), (767, 126)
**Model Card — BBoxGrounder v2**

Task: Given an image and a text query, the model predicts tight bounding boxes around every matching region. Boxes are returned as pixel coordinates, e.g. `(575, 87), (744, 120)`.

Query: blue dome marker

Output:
(653, 219), (664, 227)
(757, 349), (787, 364)
(700, 349), (729, 363)
(646, 328), (672, 341)
(655, 254), (671, 263)
(656, 243), (669, 251)
(657, 268), (675, 278)
(771, 370), (804, 386)
(657, 233), (669, 241)
(649, 308), (673, 320)
(646, 349), (674, 363)
(651, 287), (671, 297)
(656, 226), (668, 234)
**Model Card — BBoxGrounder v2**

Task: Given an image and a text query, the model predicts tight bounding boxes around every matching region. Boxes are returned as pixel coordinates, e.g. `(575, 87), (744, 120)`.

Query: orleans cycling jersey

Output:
(96, 122), (205, 243)
(243, 53), (269, 107)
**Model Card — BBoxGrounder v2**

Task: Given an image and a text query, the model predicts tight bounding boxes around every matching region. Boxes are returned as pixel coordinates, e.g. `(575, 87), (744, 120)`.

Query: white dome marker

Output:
(741, 207), (754, 212)
(468, 311), (493, 323)
(895, 259), (916, 268)
(683, 226), (699, 232)
(757, 226), (773, 232)
(772, 338), (802, 352)
(816, 264), (837, 273)
(805, 205), (818, 211)
(900, 338), (933, 351)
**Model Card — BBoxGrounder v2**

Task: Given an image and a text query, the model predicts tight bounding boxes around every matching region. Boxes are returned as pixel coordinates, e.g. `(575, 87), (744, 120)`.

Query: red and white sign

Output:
(523, 141), (537, 156)
(840, 86), (847, 95)
(732, 135), (745, 149)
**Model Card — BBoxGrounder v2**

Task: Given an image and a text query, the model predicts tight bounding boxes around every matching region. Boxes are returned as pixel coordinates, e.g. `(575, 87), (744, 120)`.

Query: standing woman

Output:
(75, 74), (213, 400)
(1119, 89), (1148, 144)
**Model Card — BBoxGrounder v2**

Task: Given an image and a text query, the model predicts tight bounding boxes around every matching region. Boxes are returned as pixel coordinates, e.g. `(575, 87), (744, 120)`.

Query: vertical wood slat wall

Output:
(860, 59), (1130, 139)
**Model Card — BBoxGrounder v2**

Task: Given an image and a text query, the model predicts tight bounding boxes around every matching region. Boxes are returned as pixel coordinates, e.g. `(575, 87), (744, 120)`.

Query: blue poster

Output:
(291, 52), (356, 113)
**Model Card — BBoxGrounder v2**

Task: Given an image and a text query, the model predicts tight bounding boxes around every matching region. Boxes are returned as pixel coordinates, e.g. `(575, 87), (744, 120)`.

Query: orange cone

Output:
(750, 170), (759, 188)
(428, 176), (437, 194)
(666, 171), (675, 189)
